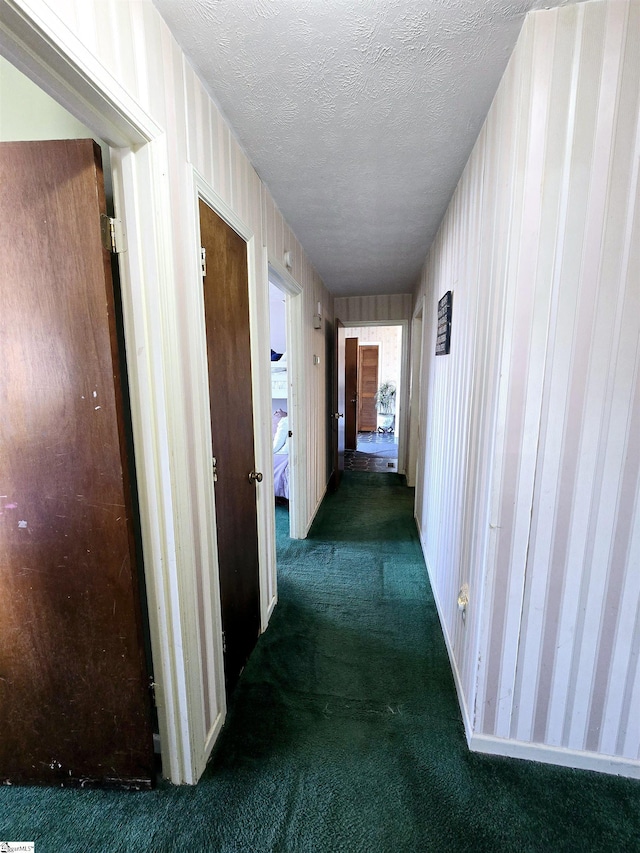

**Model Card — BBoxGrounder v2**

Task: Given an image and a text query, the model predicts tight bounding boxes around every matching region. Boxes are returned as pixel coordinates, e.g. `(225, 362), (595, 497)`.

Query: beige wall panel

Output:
(414, 0), (640, 775)
(183, 59), (211, 186)
(335, 294), (412, 324)
(72, 1), (97, 56)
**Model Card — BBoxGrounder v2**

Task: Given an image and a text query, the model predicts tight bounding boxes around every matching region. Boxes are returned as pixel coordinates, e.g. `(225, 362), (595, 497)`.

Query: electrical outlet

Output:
(457, 583), (469, 622)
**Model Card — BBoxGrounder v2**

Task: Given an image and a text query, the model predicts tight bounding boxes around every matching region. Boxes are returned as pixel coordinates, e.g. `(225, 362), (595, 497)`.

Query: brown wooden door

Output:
(358, 345), (379, 432)
(199, 199), (261, 698)
(345, 337), (359, 450)
(0, 139), (154, 788)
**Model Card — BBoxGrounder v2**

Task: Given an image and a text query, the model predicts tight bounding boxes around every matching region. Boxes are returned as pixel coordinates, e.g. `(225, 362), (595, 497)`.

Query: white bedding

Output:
(272, 410), (289, 500)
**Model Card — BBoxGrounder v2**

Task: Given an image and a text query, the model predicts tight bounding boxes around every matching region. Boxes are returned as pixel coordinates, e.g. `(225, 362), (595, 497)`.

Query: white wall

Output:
(414, 0), (640, 777)
(0, 55), (113, 201)
(269, 282), (287, 356)
(0, 53), (87, 136)
(344, 325), (403, 393)
(2, 0), (332, 783)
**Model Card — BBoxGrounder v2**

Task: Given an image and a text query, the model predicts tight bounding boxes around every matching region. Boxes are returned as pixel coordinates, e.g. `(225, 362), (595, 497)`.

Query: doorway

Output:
(269, 279), (291, 509)
(267, 259), (304, 541)
(269, 277), (292, 564)
(0, 58), (155, 786)
(199, 198), (261, 700)
(342, 324), (405, 474)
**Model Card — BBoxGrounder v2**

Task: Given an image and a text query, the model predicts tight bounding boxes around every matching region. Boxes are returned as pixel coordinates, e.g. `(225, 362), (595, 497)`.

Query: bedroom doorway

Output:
(268, 261), (304, 542)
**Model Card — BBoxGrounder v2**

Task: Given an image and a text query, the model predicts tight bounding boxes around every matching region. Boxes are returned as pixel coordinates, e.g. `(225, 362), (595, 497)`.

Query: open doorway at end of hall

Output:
(342, 324), (403, 474)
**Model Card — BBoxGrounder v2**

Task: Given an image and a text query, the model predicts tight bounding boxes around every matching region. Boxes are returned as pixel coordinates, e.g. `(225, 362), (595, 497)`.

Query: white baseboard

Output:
(415, 524), (640, 781)
(303, 483), (328, 538)
(430, 593), (640, 779)
(192, 710), (225, 785)
(470, 733), (640, 779)
(417, 531), (474, 744)
(265, 593), (278, 624)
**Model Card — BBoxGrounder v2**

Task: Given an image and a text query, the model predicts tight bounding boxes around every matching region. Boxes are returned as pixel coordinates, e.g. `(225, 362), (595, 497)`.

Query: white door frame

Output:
(339, 319), (410, 475)
(0, 0), (200, 784)
(189, 170), (277, 725)
(267, 255), (306, 540)
(407, 297), (425, 489)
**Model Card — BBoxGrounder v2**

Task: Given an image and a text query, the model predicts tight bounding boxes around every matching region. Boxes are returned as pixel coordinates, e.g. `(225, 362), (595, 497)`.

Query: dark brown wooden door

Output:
(358, 345), (379, 432)
(199, 199), (261, 698)
(345, 337), (359, 450)
(0, 139), (154, 788)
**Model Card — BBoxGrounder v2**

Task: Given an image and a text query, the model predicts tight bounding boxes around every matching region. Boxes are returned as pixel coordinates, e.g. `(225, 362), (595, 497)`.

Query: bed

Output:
(271, 352), (290, 500)
(272, 408), (290, 501)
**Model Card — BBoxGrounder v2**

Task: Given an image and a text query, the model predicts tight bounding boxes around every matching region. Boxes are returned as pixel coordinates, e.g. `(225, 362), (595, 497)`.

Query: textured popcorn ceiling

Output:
(153, 0), (578, 296)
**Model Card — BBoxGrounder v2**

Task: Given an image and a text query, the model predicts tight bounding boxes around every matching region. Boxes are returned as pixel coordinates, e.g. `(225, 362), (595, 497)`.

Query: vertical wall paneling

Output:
(73, 1), (96, 58)
(334, 294), (413, 325)
(506, 7), (577, 743)
(414, 0), (640, 777)
(563, 0), (636, 754)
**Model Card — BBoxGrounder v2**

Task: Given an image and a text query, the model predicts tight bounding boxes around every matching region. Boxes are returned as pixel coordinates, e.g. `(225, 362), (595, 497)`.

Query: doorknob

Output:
(249, 470), (263, 483)
(334, 412), (344, 419)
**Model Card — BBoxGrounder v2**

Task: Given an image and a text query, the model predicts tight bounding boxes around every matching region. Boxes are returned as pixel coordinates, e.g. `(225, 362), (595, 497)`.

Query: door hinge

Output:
(222, 631), (226, 654)
(100, 214), (126, 254)
(212, 456), (218, 482)
(148, 676), (157, 706)
(201, 246), (207, 276)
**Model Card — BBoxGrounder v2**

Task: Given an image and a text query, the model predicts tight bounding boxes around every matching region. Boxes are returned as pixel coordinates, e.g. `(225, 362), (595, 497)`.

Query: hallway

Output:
(344, 431), (399, 473)
(1, 472), (638, 851)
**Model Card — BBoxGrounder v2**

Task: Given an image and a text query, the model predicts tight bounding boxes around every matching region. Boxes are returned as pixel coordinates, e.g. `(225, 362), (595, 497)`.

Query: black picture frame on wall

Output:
(436, 290), (452, 356)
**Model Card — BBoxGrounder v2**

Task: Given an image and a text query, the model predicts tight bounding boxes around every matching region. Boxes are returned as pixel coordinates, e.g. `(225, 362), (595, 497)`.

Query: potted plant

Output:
(375, 380), (396, 433)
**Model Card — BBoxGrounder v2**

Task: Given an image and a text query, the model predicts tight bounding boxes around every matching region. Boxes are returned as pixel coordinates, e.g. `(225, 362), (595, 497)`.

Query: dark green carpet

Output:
(1, 472), (638, 851)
